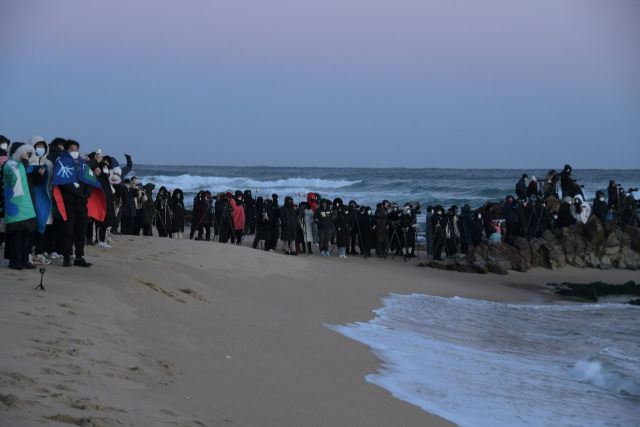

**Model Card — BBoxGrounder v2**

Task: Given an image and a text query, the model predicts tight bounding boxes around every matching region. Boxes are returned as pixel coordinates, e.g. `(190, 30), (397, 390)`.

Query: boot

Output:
(73, 258), (93, 267)
(307, 242), (313, 254)
(301, 244), (307, 254)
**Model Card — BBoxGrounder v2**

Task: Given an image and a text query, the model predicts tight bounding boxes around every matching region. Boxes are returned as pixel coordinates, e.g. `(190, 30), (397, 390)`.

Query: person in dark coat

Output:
(46, 138), (66, 163)
(374, 206), (389, 258)
(357, 206), (375, 259)
(172, 189), (185, 239)
(243, 190), (256, 235)
(458, 204), (473, 254)
(334, 205), (351, 258)
(431, 205), (448, 261)
(502, 195), (519, 239)
(190, 191), (203, 239)
(387, 203), (401, 255)
(607, 180), (618, 207)
(253, 196), (272, 250)
(470, 210), (484, 246)
(313, 198), (333, 256)
(347, 200), (360, 255)
(268, 193), (280, 250)
(560, 164), (573, 198)
(556, 197), (576, 229)
(592, 190), (608, 224)
(279, 196), (298, 255)
(526, 176), (539, 198)
(139, 183), (155, 236)
(196, 191), (213, 241)
(425, 206), (434, 256)
(120, 179), (139, 235)
(94, 158), (116, 246)
(155, 186), (173, 237)
(516, 174), (527, 200)
(482, 203), (494, 240)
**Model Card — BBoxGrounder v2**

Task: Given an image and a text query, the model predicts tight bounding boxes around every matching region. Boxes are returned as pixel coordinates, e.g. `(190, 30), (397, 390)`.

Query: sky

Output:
(1, 0), (639, 168)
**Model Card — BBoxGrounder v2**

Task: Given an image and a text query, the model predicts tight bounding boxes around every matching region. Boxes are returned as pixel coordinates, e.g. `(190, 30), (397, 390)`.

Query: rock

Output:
(548, 247), (566, 270)
(529, 238), (543, 253)
(530, 249), (539, 267)
(471, 261), (488, 274)
(542, 230), (556, 243)
(573, 221), (587, 237)
(599, 255), (612, 270)
(427, 260), (447, 270)
(446, 260), (474, 273)
(627, 298), (640, 306)
(624, 226), (640, 252)
(518, 247), (532, 264)
(554, 284), (598, 301)
(585, 216), (605, 246)
(602, 232), (622, 260)
(513, 237), (530, 251)
(618, 247), (640, 270)
(487, 260), (510, 275)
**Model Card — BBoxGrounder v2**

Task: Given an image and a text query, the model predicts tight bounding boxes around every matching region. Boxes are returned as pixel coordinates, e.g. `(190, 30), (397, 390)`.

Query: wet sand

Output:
(1, 232), (638, 426)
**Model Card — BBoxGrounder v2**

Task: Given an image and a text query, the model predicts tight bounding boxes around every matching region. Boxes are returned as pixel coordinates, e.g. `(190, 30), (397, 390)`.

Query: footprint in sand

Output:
(107, 372), (133, 381)
(42, 369), (66, 376)
(0, 371), (38, 389)
(156, 360), (177, 376)
(0, 393), (41, 410)
(19, 311), (36, 316)
(44, 414), (123, 426)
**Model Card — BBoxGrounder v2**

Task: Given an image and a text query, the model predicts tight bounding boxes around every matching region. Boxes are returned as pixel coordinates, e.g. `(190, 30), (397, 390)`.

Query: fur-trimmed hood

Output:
(9, 142), (35, 162)
(27, 136), (49, 165)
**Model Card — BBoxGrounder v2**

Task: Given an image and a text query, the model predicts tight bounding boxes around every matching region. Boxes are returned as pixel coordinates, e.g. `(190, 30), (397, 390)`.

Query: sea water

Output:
(327, 295), (640, 427)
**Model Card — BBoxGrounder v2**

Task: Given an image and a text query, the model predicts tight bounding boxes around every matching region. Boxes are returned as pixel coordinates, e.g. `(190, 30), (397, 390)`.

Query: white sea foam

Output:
(328, 295), (640, 427)
(137, 174), (360, 192)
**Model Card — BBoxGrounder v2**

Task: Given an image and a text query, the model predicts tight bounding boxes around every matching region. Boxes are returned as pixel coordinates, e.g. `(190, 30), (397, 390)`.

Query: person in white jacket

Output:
(570, 194), (591, 224)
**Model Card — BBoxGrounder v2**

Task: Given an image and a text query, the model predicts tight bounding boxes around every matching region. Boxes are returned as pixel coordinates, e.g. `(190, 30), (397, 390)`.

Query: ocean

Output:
(328, 295), (640, 427)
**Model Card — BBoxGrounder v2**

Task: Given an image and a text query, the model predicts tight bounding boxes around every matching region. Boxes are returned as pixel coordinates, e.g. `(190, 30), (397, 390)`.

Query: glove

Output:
(412, 224), (419, 229)
(125, 153), (132, 161)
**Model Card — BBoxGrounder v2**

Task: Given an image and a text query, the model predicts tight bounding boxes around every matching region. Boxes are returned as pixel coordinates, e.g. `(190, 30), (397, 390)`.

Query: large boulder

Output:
(585, 216), (605, 246)
(548, 247), (567, 270)
(513, 237), (530, 251)
(542, 230), (556, 243)
(487, 259), (510, 275)
(623, 226), (640, 252)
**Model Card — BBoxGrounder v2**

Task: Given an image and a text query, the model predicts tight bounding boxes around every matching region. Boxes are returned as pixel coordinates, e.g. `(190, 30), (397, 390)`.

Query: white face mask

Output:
(478, 214), (482, 219)
(0, 143), (7, 150)
(553, 215), (558, 219)
(599, 197), (604, 202)
(103, 168), (109, 174)
(437, 211), (442, 215)
(70, 151), (80, 159)
(335, 203), (339, 207)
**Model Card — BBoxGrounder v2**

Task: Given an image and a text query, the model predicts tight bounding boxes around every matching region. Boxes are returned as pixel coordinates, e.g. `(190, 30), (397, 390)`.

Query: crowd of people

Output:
(1, 135), (638, 270)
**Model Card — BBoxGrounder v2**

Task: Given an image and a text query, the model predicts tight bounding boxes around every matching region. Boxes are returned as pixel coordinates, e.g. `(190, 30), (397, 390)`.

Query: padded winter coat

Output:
(458, 206), (473, 245)
(570, 195), (591, 224)
(502, 197), (519, 223)
(592, 197), (608, 223)
(515, 179), (527, 199)
(334, 212), (350, 247)
(139, 183), (155, 226)
(172, 190), (185, 232)
(313, 201), (333, 230)
(279, 198), (298, 241)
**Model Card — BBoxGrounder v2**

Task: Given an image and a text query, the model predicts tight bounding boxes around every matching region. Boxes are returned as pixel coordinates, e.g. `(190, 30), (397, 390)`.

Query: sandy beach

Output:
(1, 233), (638, 427)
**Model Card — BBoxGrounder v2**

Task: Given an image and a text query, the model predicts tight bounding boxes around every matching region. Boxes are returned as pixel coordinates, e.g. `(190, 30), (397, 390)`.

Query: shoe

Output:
(314, 243), (319, 247)
(32, 255), (51, 265)
(63, 256), (72, 267)
(23, 262), (37, 270)
(106, 237), (114, 244)
(48, 252), (64, 261)
(290, 252), (298, 256)
(8, 264), (24, 270)
(97, 241), (112, 248)
(73, 258), (92, 267)
(268, 249), (274, 253)
(284, 251), (290, 255)
(1, 259), (10, 267)
(343, 255), (347, 259)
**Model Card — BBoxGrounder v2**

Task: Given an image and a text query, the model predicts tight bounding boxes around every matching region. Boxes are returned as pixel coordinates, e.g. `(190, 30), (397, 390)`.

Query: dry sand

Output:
(1, 232), (639, 427)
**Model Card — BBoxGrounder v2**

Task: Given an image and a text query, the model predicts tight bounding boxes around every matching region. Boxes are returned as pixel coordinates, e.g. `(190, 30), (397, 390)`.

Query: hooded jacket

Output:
(307, 192), (318, 212)
(458, 206), (473, 244)
(556, 198), (575, 229)
(230, 194), (245, 231)
(298, 202), (314, 242)
(502, 196), (519, 223)
(172, 189), (185, 232)
(95, 160), (117, 227)
(155, 187), (174, 232)
(243, 190), (255, 220)
(543, 170), (558, 198)
(279, 196), (298, 241)
(515, 178), (527, 199)
(140, 183), (155, 226)
(3, 143), (39, 232)
(592, 192), (608, 223)
(334, 207), (351, 247)
(313, 199), (333, 230)
(374, 207), (389, 243)
(570, 194), (591, 224)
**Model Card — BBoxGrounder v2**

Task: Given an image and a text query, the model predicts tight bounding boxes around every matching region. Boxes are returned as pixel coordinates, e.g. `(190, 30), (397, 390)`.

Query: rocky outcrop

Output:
(420, 217), (640, 275)
(551, 280), (639, 302)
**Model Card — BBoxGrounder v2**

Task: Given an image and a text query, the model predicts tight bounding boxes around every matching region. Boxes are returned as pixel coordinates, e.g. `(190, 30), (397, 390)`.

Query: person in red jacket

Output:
(231, 190), (245, 245)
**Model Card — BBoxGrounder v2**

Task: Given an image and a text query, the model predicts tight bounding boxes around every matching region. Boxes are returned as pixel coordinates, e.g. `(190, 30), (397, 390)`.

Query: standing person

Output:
(592, 191), (608, 225)
(172, 189), (185, 239)
(130, 178), (145, 235)
(232, 190), (245, 245)
(445, 206), (460, 257)
(516, 174), (528, 200)
(374, 205), (390, 258)
(458, 204), (473, 255)
(314, 198), (333, 256)
(307, 192), (318, 246)
(197, 191), (213, 241)
(560, 165), (573, 198)
(3, 142), (40, 269)
(470, 210), (484, 246)
(269, 193), (280, 250)
(347, 200), (360, 255)
(555, 197), (575, 229)
(502, 196), (519, 240)
(279, 196), (298, 255)
(431, 206), (447, 261)
(139, 183), (155, 236)
(358, 206), (375, 259)
(190, 191), (203, 239)
(120, 179), (139, 235)
(46, 138), (66, 164)
(387, 203), (402, 255)
(543, 170), (559, 199)
(607, 181), (618, 207)
(298, 201), (314, 254)
(27, 137), (54, 264)
(264, 195), (278, 251)
(526, 176), (539, 198)
(570, 179), (585, 198)
(334, 204), (351, 258)
(482, 202), (494, 239)
(217, 192), (235, 243)
(253, 197), (272, 250)
(243, 190), (256, 235)
(155, 186), (173, 237)
(52, 139), (104, 267)
(94, 157), (116, 247)
(425, 206), (434, 257)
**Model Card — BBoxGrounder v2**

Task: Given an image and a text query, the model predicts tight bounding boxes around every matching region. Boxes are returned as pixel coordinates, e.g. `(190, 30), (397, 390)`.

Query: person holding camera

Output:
(431, 206), (448, 261)
(607, 180), (619, 207)
(171, 189), (185, 239)
(458, 204), (473, 254)
(373, 204), (390, 258)
(217, 192), (236, 243)
(543, 170), (559, 199)
(560, 165), (573, 198)
(231, 190), (245, 245)
(298, 201), (315, 254)
(243, 190), (256, 235)
(445, 205), (460, 256)
(398, 203), (420, 259)
(314, 198), (333, 256)
(570, 179), (585, 198)
(253, 196), (272, 250)
(279, 196), (298, 255)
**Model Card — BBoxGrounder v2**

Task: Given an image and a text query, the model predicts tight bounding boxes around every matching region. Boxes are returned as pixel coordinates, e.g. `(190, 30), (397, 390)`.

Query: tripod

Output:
(348, 209), (367, 260)
(214, 200), (235, 243)
(431, 222), (453, 261)
(385, 227), (408, 261)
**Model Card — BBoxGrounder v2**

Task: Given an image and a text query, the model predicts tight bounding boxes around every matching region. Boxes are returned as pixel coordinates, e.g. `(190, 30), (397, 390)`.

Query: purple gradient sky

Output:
(1, 0), (639, 168)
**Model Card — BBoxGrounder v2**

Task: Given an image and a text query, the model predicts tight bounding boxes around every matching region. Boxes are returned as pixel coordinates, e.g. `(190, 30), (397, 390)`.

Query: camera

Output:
(40, 267), (46, 274)
(629, 188), (638, 193)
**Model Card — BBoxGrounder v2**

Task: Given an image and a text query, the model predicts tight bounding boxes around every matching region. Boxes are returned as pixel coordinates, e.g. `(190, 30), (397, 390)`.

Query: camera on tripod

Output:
(628, 188), (638, 193)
